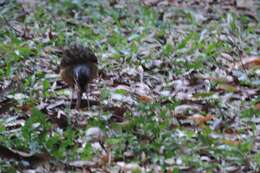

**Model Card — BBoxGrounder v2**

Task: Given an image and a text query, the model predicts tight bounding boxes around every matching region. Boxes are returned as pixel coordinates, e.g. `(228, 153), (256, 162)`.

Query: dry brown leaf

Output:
(233, 56), (260, 69)
(188, 114), (215, 125)
(242, 56), (260, 68)
(255, 102), (260, 111)
(138, 95), (153, 103)
(18, 103), (33, 112)
(99, 153), (109, 165)
(224, 128), (238, 134)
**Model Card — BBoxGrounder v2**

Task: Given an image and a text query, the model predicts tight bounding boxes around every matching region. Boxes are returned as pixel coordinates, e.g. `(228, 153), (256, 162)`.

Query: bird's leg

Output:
(86, 84), (90, 109)
(76, 89), (82, 110)
(69, 87), (75, 109)
(99, 140), (107, 153)
(74, 76), (82, 110)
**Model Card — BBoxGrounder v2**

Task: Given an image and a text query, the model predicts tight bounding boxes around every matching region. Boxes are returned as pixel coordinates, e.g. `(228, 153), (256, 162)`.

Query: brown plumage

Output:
(59, 44), (98, 109)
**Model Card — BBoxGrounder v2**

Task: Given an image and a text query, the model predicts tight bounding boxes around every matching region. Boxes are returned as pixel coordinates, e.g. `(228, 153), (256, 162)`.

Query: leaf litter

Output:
(0, 0), (259, 172)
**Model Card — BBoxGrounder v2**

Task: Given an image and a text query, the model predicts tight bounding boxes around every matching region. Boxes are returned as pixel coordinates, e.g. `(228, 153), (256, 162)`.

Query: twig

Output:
(0, 15), (22, 35)
(237, 48), (248, 78)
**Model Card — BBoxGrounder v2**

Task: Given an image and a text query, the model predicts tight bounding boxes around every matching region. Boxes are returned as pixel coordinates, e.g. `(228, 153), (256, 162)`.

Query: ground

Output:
(0, 0), (259, 172)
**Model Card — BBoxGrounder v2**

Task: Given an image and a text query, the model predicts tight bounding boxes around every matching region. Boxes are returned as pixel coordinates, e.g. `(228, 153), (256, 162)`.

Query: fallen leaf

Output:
(18, 103), (33, 112)
(188, 114), (215, 125)
(173, 104), (202, 115)
(117, 162), (143, 172)
(138, 95), (153, 103)
(69, 160), (99, 168)
(216, 83), (238, 92)
(221, 53), (234, 61)
(7, 93), (28, 100)
(5, 117), (25, 130)
(221, 139), (241, 145)
(100, 153), (110, 165)
(142, 0), (160, 6)
(133, 82), (151, 96)
(233, 56), (260, 69)
(46, 100), (65, 110)
(224, 128), (237, 134)
(85, 127), (105, 143)
(255, 102), (260, 110)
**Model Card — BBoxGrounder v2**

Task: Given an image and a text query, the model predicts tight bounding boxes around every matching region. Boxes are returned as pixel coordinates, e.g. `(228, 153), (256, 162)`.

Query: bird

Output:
(59, 44), (98, 109)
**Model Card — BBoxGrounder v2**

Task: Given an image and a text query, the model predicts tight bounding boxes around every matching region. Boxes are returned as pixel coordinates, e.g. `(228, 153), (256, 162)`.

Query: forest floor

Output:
(0, 0), (260, 172)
